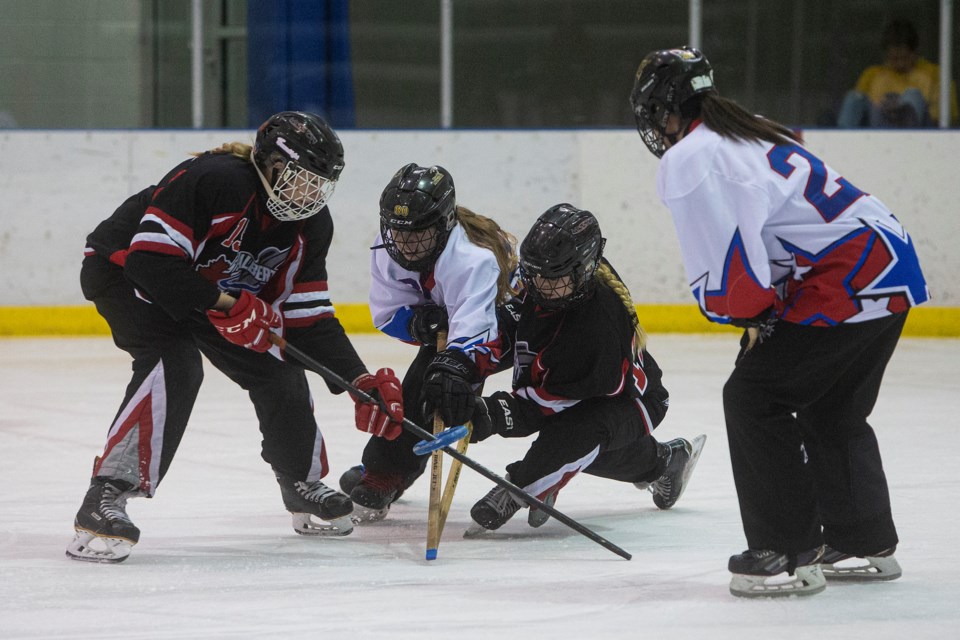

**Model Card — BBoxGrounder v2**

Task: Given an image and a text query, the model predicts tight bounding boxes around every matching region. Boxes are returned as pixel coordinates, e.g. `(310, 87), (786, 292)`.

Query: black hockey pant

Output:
(81, 258), (329, 496)
(501, 395), (664, 501)
(723, 312), (906, 557)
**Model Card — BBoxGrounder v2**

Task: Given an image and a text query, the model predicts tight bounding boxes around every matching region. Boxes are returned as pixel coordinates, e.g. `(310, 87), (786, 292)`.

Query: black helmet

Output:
(629, 47), (716, 158)
(519, 204), (605, 310)
(253, 111), (345, 221)
(379, 163), (457, 271)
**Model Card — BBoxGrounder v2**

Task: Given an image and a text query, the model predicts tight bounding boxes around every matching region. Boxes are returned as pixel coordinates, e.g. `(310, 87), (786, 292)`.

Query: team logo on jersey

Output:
(198, 246), (291, 294)
(512, 340), (539, 387)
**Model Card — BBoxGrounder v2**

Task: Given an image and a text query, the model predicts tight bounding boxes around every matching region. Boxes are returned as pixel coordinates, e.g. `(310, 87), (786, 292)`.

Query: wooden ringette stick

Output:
(266, 332), (632, 560)
(426, 331), (447, 561)
(437, 421), (471, 535)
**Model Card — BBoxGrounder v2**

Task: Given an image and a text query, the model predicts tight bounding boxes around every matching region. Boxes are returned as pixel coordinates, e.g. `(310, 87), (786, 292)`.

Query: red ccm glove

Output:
(206, 290), (280, 352)
(352, 368), (404, 440)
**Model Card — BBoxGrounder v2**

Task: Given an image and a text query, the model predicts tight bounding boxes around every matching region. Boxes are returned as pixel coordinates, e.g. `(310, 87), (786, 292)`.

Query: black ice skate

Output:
(347, 468), (408, 523)
(636, 434), (706, 510)
(275, 472), (354, 537)
(465, 484), (524, 536)
(728, 546), (826, 598)
(526, 488), (558, 528)
(338, 465), (365, 495)
(821, 545), (902, 581)
(66, 477), (140, 564)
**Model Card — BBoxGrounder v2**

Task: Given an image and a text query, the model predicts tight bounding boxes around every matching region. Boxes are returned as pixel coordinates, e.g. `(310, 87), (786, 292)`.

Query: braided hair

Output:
(595, 262), (647, 350)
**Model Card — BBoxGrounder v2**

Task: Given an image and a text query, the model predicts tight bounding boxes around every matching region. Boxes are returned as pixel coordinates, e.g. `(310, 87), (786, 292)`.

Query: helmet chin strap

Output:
(252, 156), (279, 202)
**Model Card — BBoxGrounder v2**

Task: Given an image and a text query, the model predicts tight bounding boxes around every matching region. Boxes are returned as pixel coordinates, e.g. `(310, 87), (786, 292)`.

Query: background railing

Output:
(0, 0), (954, 130)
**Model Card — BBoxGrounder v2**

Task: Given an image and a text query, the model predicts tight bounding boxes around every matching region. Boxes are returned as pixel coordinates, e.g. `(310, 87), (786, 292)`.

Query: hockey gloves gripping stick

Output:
(207, 290), (280, 353)
(351, 369), (404, 440)
(269, 334), (632, 560)
(408, 304), (448, 346)
(421, 349), (479, 427)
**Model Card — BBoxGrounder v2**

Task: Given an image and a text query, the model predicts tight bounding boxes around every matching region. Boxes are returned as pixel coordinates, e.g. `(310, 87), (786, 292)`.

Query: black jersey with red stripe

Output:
(509, 275), (669, 434)
(84, 151), (367, 384)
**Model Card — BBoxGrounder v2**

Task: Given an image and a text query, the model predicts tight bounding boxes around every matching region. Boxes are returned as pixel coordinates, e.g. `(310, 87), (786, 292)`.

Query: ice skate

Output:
(465, 484), (524, 536)
(636, 434), (706, 510)
(339, 465), (387, 523)
(66, 477), (140, 564)
(728, 546), (826, 598)
(821, 545), (902, 581)
(527, 488), (557, 528)
(338, 465), (365, 495)
(347, 467), (409, 523)
(275, 472), (354, 537)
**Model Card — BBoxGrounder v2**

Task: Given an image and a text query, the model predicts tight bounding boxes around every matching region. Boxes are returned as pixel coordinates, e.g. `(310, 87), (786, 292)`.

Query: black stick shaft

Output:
(272, 334), (632, 561)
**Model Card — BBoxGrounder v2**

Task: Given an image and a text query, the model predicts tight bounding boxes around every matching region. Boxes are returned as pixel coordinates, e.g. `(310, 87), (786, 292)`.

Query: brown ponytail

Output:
(697, 93), (802, 146)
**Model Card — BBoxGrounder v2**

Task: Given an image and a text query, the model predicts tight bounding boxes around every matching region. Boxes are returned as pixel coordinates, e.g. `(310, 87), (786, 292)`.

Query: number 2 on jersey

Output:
(767, 144), (865, 222)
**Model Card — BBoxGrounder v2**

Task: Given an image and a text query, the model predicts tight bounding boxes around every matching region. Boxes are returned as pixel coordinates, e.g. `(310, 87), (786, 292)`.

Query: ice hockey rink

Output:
(1, 332), (958, 639)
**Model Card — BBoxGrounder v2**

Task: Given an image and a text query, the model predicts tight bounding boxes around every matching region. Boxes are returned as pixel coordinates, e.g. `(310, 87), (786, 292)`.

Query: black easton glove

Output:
(408, 304), (448, 346)
(421, 349), (480, 426)
(469, 391), (521, 442)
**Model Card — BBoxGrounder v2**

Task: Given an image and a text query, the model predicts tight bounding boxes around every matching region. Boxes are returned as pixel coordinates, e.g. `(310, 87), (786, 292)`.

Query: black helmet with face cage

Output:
(378, 163), (457, 271)
(252, 111), (344, 221)
(519, 203), (604, 310)
(630, 47), (716, 158)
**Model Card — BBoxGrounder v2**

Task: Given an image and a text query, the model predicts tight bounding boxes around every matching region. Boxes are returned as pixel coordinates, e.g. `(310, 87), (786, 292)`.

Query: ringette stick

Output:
(437, 421), (471, 534)
(425, 331), (447, 561)
(267, 333), (632, 561)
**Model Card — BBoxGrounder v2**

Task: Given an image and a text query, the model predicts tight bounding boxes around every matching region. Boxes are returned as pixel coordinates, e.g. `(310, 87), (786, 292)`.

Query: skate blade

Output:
(292, 513), (354, 537)
(65, 529), (134, 563)
(729, 564), (826, 598)
(684, 434), (707, 484)
(463, 521), (489, 538)
(350, 505), (390, 525)
(672, 433), (707, 504)
(527, 492), (556, 528)
(822, 555), (902, 581)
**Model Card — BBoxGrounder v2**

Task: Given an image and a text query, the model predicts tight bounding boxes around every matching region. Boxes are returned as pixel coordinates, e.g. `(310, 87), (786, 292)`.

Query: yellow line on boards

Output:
(1, 305), (956, 338)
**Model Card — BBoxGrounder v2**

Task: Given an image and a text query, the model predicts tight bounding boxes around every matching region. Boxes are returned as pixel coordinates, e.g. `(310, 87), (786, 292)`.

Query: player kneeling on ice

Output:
(340, 163), (518, 521)
(463, 204), (706, 535)
(67, 112), (404, 563)
(630, 47), (925, 597)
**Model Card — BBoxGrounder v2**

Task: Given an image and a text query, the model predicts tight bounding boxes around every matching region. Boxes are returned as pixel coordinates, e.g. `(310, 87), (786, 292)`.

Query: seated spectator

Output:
(837, 18), (958, 128)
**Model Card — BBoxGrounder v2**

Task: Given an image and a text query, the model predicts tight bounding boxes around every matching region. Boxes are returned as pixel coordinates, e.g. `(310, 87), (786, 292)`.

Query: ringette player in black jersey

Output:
(67, 112), (405, 563)
(464, 204), (706, 533)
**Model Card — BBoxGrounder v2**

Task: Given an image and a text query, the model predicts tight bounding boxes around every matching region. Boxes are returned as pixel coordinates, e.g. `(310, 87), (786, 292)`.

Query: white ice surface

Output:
(1, 334), (958, 639)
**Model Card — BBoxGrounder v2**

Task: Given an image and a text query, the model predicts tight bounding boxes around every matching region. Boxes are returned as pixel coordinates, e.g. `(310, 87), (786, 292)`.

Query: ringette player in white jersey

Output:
(339, 163), (518, 518)
(631, 47), (929, 598)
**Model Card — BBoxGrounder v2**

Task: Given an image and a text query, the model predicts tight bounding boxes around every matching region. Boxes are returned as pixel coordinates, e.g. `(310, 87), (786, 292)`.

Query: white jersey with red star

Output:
(656, 122), (928, 326)
(369, 223), (506, 374)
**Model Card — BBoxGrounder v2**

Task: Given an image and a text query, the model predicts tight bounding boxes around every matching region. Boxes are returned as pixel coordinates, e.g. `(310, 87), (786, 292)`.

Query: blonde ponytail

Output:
(192, 142), (253, 160)
(595, 262), (647, 350)
(457, 206), (519, 302)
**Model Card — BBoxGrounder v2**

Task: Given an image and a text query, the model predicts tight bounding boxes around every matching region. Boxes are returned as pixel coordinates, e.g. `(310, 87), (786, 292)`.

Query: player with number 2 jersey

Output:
(631, 46), (927, 598)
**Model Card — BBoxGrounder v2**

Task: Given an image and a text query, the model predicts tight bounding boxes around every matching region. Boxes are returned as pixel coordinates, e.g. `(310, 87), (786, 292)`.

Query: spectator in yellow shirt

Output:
(837, 18), (958, 128)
